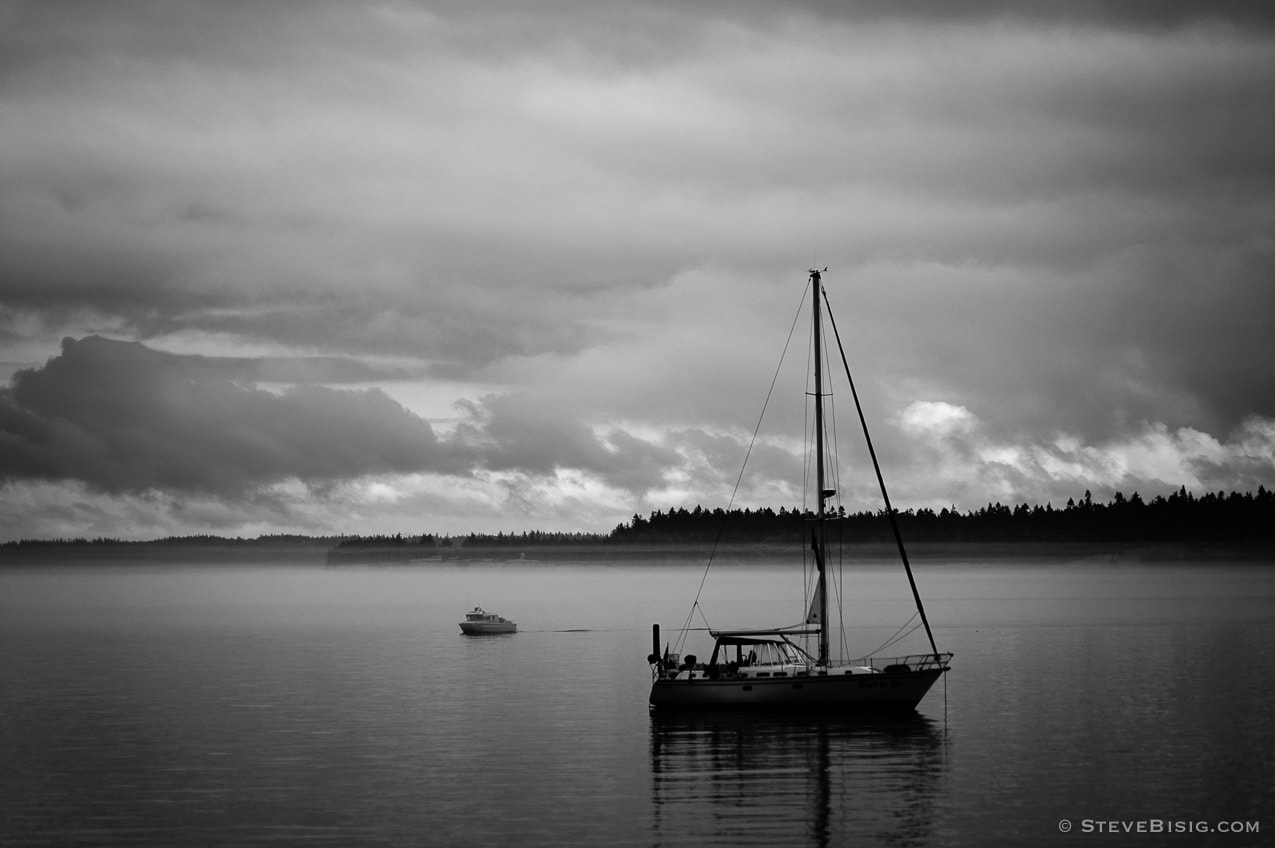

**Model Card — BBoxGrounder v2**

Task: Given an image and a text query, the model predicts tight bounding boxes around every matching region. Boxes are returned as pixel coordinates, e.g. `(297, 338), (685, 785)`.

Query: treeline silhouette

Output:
(5, 488), (1271, 550)
(609, 487), (1274, 546)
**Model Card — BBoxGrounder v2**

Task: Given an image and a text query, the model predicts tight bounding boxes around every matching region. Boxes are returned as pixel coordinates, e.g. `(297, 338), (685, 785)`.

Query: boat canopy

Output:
(706, 632), (816, 668)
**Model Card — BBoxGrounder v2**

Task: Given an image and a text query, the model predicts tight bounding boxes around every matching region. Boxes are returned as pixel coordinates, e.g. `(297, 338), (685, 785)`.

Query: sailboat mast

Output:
(811, 268), (830, 666)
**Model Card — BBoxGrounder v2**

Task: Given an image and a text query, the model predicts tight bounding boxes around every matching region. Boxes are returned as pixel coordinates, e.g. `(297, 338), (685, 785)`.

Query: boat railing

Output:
(851, 652), (954, 672)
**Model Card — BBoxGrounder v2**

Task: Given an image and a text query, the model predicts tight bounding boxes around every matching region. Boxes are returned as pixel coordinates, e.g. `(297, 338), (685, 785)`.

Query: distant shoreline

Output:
(5, 488), (1269, 566)
(1, 539), (1271, 566)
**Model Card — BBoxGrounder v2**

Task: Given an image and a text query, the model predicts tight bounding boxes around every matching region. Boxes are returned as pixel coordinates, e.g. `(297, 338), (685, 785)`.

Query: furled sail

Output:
(805, 581), (824, 624)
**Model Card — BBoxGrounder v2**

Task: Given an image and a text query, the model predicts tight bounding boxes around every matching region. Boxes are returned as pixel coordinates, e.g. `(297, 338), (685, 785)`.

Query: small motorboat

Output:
(459, 606), (517, 635)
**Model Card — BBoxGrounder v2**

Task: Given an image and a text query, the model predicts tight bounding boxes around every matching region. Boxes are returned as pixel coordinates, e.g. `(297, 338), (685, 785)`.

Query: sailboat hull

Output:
(649, 668), (946, 711)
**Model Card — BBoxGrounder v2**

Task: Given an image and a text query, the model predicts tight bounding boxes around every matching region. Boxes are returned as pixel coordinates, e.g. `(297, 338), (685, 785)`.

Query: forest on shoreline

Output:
(3, 487), (1271, 557)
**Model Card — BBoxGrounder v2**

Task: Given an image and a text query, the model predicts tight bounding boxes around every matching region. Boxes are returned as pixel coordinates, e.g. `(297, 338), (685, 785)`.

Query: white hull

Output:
(459, 621), (517, 635)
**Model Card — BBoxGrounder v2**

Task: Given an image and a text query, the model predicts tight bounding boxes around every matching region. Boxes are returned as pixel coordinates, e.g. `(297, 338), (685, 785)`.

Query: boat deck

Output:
(660, 652), (953, 682)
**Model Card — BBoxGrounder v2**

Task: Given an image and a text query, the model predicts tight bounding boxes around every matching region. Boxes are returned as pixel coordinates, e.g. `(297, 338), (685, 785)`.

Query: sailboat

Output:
(647, 269), (952, 710)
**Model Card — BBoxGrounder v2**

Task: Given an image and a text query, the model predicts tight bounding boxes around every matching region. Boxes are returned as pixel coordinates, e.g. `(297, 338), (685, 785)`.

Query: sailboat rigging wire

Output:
(680, 279), (812, 640)
(861, 613), (921, 658)
(802, 314), (818, 630)
(801, 324), (814, 647)
(821, 311), (848, 660)
(880, 622), (922, 653)
(835, 529), (849, 661)
(821, 288), (941, 658)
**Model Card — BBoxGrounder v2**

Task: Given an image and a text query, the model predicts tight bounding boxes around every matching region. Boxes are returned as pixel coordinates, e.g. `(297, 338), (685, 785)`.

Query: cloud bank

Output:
(0, 336), (469, 495)
(2, 334), (1271, 541)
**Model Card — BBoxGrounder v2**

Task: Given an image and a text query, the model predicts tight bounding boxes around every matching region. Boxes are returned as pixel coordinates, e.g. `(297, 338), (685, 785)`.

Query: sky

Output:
(1, 0), (1273, 541)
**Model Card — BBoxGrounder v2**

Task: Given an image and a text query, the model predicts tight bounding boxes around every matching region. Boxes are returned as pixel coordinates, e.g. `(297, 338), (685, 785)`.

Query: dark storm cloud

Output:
(0, 337), (695, 503)
(0, 336), (470, 495)
(734, 0), (1275, 30)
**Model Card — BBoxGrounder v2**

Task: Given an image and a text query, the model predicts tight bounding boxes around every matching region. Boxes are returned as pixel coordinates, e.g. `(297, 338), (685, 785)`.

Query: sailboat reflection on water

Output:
(650, 711), (946, 847)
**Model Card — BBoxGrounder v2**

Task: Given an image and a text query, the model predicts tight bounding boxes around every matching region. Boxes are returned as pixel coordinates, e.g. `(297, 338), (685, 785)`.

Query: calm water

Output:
(2, 556), (1273, 846)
